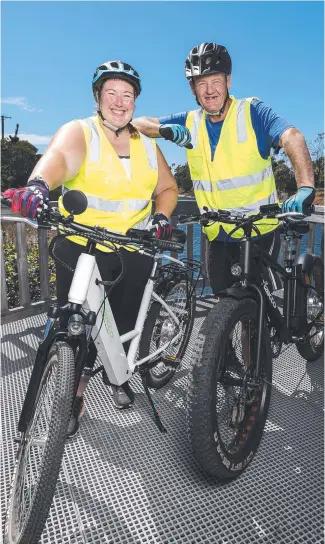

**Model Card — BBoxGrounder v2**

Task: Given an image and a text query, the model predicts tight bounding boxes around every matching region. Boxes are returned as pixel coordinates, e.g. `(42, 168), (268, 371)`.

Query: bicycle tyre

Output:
(5, 341), (75, 544)
(139, 274), (196, 389)
(187, 297), (272, 480)
(296, 257), (324, 362)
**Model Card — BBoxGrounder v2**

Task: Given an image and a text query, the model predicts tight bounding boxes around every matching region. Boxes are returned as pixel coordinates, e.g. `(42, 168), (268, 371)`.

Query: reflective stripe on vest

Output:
(82, 118), (101, 162)
(139, 133), (158, 170)
(216, 164), (273, 191)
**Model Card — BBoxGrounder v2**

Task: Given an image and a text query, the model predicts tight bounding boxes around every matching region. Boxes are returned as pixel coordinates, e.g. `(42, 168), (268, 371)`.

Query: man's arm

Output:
(153, 146), (178, 218)
(29, 120), (86, 189)
(133, 112), (190, 146)
(279, 127), (315, 189)
(132, 117), (161, 138)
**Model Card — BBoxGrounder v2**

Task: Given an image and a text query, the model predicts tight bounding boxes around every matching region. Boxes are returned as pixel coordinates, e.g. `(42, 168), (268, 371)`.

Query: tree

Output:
(173, 163), (193, 194)
(1, 137), (42, 191)
(271, 155), (296, 198)
(308, 132), (324, 188)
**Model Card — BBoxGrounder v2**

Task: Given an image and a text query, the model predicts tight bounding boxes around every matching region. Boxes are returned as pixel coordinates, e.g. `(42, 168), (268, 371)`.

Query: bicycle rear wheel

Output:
(5, 341), (75, 544)
(139, 274), (196, 389)
(297, 256), (324, 362)
(187, 297), (272, 480)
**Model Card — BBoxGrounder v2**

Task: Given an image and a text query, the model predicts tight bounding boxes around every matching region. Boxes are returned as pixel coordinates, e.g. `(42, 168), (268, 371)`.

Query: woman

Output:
(7, 60), (178, 436)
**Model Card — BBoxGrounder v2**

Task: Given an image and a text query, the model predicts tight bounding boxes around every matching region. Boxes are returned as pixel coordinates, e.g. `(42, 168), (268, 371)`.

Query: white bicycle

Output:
(2, 190), (200, 544)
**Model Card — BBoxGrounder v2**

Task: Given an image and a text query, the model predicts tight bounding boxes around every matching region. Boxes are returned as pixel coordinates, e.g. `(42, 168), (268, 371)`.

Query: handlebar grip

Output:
(1, 196), (12, 208)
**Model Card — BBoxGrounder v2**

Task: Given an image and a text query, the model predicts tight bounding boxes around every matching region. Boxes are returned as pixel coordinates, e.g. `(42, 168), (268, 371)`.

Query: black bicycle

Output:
(180, 204), (323, 480)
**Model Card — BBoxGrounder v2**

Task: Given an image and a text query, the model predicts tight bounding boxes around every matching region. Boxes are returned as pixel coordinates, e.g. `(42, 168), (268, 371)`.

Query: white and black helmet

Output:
(92, 60), (141, 98)
(185, 42), (232, 80)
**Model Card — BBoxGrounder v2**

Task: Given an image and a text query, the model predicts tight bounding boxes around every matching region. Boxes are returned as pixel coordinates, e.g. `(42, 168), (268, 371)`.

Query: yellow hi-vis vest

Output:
(185, 96), (279, 241)
(58, 115), (158, 251)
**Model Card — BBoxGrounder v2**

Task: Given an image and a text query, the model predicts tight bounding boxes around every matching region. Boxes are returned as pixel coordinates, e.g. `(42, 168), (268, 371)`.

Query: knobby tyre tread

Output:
(186, 297), (272, 480)
(5, 341), (75, 544)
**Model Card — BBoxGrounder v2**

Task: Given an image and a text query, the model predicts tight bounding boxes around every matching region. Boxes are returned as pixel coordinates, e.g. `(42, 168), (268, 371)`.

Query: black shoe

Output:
(67, 396), (85, 438)
(110, 382), (135, 410)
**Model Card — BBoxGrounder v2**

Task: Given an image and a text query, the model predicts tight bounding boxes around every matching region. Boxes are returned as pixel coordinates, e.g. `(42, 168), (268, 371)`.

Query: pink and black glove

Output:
(3, 178), (49, 219)
(146, 213), (173, 240)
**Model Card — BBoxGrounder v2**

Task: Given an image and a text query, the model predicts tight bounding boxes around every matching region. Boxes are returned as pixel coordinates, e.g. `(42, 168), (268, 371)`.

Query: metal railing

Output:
(1, 201), (324, 323)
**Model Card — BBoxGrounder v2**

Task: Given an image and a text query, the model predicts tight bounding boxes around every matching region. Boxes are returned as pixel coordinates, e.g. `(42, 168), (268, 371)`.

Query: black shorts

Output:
(207, 229), (281, 296)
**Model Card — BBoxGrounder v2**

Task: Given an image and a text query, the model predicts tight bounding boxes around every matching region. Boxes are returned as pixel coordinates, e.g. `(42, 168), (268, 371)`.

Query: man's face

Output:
(190, 72), (231, 113)
(99, 79), (135, 127)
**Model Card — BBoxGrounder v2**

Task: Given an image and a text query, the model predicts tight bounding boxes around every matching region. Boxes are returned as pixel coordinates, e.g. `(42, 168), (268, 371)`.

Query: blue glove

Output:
(282, 187), (315, 214)
(159, 124), (192, 148)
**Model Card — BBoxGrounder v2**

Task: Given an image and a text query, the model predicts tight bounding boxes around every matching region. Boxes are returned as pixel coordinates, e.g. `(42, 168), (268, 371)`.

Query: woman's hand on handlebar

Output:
(2, 180), (50, 219)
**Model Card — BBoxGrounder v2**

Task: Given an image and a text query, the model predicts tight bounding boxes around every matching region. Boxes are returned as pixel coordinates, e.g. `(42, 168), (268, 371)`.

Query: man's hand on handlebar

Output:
(282, 187), (315, 215)
(3, 178), (50, 219)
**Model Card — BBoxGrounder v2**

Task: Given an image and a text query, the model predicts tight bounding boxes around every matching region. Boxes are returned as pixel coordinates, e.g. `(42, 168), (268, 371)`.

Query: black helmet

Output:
(185, 43), (232, 79)
(92, 60), (141, 98)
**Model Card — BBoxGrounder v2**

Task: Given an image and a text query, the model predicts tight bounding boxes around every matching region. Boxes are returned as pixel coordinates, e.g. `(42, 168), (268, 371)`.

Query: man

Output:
(133, 42), (315, 296)
(4, 60), (179, 436)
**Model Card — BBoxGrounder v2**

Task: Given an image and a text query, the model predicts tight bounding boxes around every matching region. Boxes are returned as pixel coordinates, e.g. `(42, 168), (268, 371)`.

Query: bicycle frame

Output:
(79, 250), (184, 386)
(232, 235), (319, 376)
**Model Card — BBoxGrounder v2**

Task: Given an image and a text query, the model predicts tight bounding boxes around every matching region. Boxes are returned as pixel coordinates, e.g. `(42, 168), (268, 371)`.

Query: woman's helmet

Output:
(185, 43), (232, 79)
(92, 60), (141, 98)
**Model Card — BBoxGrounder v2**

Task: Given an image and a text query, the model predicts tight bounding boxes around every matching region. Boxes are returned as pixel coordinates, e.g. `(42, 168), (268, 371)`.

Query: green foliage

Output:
(271, 155), (296, 197)
(1, 137), (42, 191)
(308, 133), (324, 188)
(173, 163), (193, 194)
(2, 233), (56, 309)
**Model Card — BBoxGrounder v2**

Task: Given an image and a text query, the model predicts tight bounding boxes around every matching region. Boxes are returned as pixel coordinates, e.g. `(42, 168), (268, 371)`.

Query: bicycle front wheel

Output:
(187, 297), (272, 480)
(5, 341), (75, 544)
(139, 275), (196, 389)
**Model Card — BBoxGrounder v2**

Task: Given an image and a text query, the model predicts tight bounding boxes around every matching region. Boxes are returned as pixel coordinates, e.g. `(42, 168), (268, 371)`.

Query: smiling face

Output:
(190, 72), (231, 114)
(99, 78), (136, 127)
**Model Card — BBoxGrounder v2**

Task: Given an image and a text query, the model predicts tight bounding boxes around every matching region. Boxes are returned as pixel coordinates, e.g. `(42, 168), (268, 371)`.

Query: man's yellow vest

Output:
(58, 115), (158, 251)
(185, 96), (279, 240)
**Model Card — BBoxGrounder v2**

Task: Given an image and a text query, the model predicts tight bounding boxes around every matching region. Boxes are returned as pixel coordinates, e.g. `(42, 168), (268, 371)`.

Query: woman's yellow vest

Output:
(185, 96), (279, 240)
(58, 115), (158, 251)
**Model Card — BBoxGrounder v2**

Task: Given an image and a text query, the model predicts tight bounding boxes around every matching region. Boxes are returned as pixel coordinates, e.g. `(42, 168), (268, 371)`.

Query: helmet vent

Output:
(110, 61), (119, 69)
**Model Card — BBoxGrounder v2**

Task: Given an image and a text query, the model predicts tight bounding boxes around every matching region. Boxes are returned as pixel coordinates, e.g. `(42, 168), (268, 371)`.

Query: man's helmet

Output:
(92, 60), (141, 98)
(185, 43), (232, 80)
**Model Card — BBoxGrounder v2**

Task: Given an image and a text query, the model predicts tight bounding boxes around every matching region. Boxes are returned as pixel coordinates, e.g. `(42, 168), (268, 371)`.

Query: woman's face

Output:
(99, 79), (135, 127)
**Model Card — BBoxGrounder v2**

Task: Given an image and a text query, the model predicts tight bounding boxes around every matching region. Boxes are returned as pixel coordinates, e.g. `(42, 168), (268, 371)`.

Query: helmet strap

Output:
(203, 90), (230, 117)
(97, 110), (129, 137)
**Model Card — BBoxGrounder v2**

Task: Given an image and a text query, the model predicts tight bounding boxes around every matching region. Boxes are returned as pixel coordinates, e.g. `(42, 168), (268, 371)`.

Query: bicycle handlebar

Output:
(0, 197), (186, 254)
(178, 203), (313, 236)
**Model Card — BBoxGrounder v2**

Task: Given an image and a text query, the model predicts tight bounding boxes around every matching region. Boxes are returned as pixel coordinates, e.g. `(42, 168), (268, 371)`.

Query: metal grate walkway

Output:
(1, 297), (324, 544)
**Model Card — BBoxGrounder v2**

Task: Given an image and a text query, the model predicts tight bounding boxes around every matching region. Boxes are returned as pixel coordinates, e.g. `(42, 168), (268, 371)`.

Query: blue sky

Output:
(2, 1), (324, 167)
